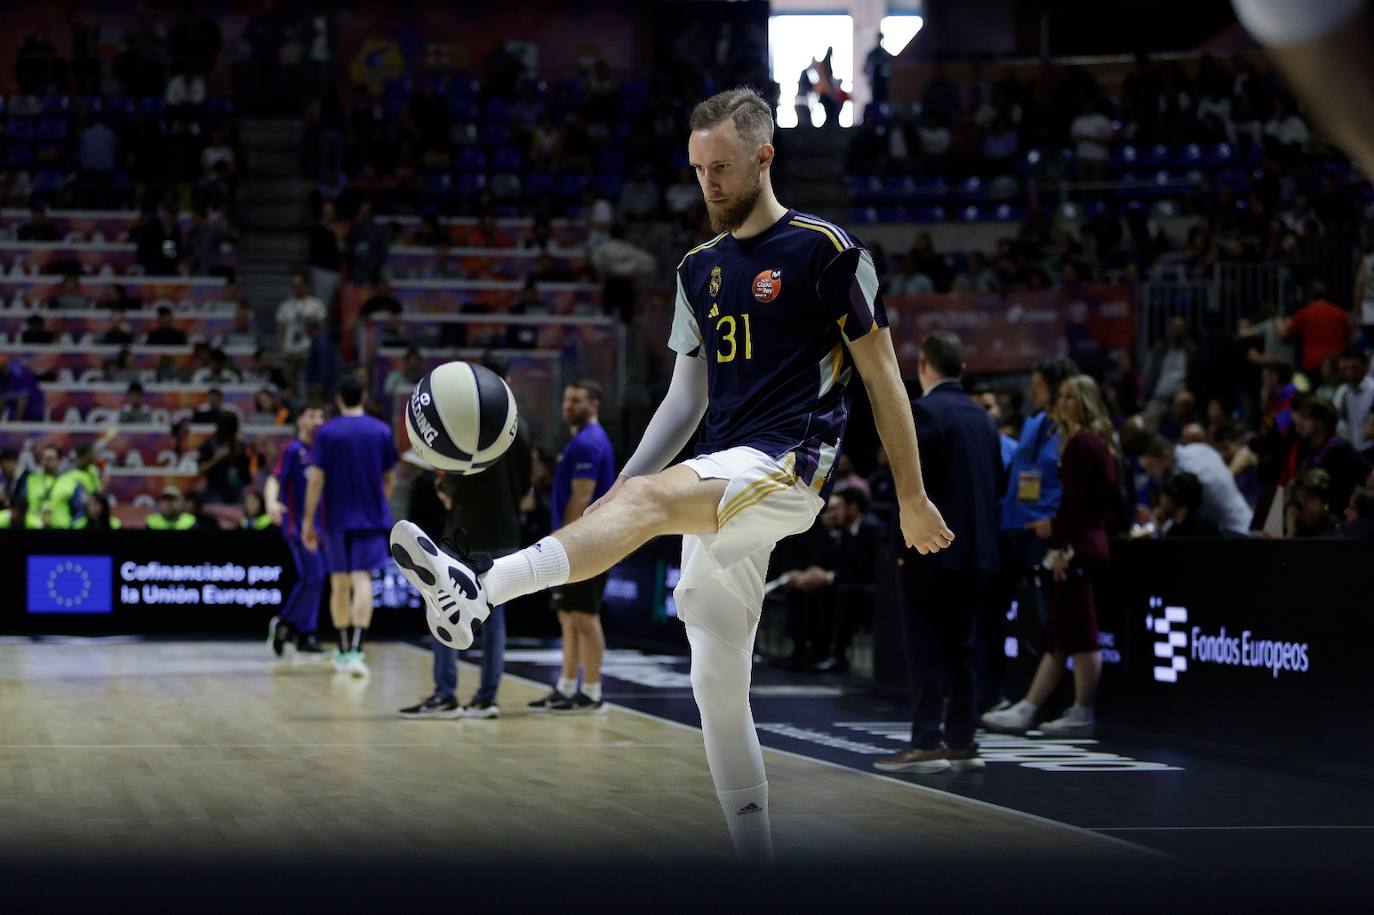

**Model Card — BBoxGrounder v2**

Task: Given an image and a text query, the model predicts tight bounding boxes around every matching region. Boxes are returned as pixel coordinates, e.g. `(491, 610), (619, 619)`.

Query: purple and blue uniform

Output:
(308, 414), (399, 573)
(272, 437), (324, 633)
(551, 422), (617, 530)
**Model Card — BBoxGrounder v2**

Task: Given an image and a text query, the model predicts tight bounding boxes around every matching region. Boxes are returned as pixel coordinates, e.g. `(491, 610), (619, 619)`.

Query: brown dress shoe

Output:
(872, 746), (951, 773)
(943, 743), (986, 771)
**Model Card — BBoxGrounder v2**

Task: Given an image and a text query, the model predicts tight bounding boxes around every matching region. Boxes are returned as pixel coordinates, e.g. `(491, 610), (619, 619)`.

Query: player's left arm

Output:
(301, 467), (324, 550)
(561, 477), (596, 527)
(848, 329), (954, 555)
(382, 469), (395, 502)
(819, 244), (952, 554)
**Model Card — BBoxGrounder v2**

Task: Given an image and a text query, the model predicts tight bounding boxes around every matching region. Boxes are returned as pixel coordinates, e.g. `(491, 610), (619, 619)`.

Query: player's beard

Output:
(705, 169), (763, 233)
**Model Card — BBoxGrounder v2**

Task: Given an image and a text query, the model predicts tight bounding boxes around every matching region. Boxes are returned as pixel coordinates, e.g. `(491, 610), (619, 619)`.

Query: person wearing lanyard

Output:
(983, 356), (1078, 714)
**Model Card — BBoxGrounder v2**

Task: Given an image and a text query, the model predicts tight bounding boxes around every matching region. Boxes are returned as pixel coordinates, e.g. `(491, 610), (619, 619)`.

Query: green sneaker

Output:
(346, 650), (370, 678)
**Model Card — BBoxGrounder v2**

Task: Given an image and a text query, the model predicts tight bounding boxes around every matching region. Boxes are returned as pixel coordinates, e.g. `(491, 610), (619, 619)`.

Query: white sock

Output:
(1015, 699), (1039, 713)
(583, 681), (602, 702)
(482, 536), (570, 606)
(716, 782), (773, 862)
(556, 676), (577, 697)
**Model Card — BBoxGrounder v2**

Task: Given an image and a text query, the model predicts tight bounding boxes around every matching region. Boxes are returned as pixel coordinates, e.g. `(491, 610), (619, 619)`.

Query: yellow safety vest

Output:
(146, 512), (197, 530)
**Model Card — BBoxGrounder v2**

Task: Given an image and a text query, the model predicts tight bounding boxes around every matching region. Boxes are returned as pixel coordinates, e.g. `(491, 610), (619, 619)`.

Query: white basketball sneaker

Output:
(979, 699), (1037, 735)
(1038, 705), (1096, 738)
(389, 520), (493, 649)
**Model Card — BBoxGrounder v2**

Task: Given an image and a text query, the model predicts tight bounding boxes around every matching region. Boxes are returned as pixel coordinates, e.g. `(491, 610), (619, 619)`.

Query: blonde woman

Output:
(982, 375), (1122, 737)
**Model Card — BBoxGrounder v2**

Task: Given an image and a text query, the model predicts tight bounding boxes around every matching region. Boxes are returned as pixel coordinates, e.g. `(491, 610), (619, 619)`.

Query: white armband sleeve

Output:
(620, 353), (709, 477)
(1231, 0), (1365, 45)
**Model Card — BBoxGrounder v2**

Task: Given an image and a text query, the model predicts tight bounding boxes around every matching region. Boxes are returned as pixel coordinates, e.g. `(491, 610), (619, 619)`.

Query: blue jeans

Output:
(432, 603), (506, 704)
(281, 534), (325, 636)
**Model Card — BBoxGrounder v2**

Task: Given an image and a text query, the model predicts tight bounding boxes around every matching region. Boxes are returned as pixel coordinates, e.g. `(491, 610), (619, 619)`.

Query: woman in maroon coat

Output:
(982, 374), (1121, 738)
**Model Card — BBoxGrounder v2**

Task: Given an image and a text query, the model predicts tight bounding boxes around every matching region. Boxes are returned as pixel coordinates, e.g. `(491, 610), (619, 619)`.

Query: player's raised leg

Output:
(390, 465), (726, 648)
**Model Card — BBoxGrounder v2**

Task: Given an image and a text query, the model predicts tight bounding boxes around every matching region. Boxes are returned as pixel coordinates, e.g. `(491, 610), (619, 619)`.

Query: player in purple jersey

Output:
(302, 379), (399, 677)
(528, 380), (617, 715)
(265, 405), (326, 657)
(389, 88), (953, 860)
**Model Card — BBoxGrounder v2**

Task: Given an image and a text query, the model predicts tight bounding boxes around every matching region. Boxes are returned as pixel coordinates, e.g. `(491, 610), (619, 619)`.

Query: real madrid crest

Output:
(709, 266), (721, 297)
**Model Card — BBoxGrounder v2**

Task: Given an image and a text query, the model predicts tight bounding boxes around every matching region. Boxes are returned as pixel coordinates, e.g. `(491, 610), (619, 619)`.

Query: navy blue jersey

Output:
(668, 209), (887, 498)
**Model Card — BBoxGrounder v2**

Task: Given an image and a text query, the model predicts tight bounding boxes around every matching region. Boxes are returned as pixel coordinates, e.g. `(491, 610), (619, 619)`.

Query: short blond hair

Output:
(689, 87), (774, 151)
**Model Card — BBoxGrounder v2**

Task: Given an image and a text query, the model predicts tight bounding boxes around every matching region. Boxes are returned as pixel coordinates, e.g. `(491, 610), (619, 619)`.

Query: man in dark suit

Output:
(812, 486), (885, 673)
(875, 331), (1003, 774)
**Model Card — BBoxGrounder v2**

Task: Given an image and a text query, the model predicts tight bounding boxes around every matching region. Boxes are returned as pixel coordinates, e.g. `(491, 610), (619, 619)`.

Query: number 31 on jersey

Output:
(716, 312), (752, 363)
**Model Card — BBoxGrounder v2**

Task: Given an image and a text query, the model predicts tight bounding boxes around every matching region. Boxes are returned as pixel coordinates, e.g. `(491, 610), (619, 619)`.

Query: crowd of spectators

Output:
(4, 11), (241, 213)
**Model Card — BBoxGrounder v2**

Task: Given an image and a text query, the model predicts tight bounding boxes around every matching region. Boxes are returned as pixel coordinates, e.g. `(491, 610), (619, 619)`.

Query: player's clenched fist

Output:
(900, 494), (955, 555)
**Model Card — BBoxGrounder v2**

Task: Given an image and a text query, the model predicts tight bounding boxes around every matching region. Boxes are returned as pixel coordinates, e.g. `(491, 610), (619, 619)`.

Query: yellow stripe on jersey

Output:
(676, 232), (729, 270)
(788, 219), (844, 253)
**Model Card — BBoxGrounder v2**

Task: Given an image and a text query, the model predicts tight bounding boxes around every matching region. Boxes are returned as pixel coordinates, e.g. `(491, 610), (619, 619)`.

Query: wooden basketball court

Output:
(0, 639), (1151, 865)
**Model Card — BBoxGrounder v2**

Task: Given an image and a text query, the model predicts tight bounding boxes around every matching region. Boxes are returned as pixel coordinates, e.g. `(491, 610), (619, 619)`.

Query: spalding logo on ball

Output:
(406, 361), (519, 474)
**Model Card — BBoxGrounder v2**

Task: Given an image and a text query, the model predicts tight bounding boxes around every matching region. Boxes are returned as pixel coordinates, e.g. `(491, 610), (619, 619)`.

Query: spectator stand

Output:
(0, 239), (237, 275)
(338, 277), (602, 359)
(37, 382), (259, 425)
(0, 274), (229, 310)
(384, 245), (587, 281)
(0, 343), (258, 382)
(0, 309), (235, 346)
(0, 208), (204, 242)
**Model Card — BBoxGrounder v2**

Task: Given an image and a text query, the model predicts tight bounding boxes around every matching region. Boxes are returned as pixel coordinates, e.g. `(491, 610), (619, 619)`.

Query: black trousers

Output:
(899, 564), (982, 750)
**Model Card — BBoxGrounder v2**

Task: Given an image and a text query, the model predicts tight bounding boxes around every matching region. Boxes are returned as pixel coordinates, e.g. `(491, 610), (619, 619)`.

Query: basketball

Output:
(405, 361), (520, 474)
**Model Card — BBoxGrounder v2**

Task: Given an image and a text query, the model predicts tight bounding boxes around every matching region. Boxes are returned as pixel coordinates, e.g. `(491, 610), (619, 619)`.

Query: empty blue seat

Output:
(525, 172), (555, 195)
(456, 148), (486, 171)
(992, 203), (1022, 221)
(911, 205), (945, 222)
(1144, 144), (1172, 167)
(958, 176), (984, 199)
(1114, 145), (1140, 167)
(138, 97), (164, 117)
(877, 205), (910, 223)
(490, 148), (523, 171)
(883, 175), (917, 201)
(557, 172), (589, 199)
(455, 172), (486, 194)
(34, 169), (64, 195)
(850, 206), (879, 224)
(4, 145), (33, 168)
(41, 95), (65, 116)
(912, 176), (947, 200)
(480, 123), (511, 146)
(959, 205), (985, 222)
(484, 100), (511, 123)
(6, 117), (35, 141)
(594, 174), (623, 198)
(448, 100), (479, 121)
(1203, 142), (1235, 167)
(1175, 143), (1204, 167)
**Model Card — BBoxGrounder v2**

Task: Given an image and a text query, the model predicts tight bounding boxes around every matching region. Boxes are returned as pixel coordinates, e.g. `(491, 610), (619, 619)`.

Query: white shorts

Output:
(674, 446), (826, 635)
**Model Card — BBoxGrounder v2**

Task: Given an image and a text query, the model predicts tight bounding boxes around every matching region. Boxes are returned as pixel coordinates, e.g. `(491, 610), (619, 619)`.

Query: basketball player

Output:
(265, 405), (326, 656)
(391, 87), (953, 860)
(527, 380), (617, 715)
(303, 379), (398, 677)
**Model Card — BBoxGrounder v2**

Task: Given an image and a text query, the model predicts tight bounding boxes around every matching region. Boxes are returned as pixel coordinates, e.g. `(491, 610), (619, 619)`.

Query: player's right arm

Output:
(585, 353), (708, 515)
(587, 268), (709, 515)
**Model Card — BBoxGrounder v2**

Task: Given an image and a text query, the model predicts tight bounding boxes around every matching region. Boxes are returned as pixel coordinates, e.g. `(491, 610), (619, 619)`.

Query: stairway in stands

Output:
(773, 125), (851, 223)
(235, 117), (312, 329)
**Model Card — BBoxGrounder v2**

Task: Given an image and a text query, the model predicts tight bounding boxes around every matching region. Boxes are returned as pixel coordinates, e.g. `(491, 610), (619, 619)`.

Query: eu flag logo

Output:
(27, 556), (114, 614)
